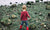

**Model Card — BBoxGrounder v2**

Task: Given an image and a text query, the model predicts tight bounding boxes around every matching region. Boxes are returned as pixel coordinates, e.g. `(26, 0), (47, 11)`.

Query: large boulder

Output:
(9, 14), (17, 19)
(1, 18), (12, 26)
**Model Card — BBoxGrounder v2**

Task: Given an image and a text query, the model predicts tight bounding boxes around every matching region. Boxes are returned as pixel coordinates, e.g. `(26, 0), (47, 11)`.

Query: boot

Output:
(19, 25), (22, 29)
(26, 26), (29, 30)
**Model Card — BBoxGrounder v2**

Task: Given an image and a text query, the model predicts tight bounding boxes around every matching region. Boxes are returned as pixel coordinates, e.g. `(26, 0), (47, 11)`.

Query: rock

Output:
(7, 15), (9, 16)
(0, 28), (2, 30)
(11, 14), (17, 18)
(36, 21), (38, 22)
(40, 23), (45, 26)
(27, 5), (31, 8)
(39, 13), (42, 16)
(44, 25), (46, 28)
(46, 5), (50, 10)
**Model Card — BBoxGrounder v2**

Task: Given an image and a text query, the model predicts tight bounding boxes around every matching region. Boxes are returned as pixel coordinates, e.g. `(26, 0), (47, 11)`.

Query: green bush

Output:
(10, 4), (17, 8)
(26, 1), (31, 5)
(10, 2), (12, 4)
(36, 0), (39, 2)
(46, 5), (50, 10)
(29, 24), (36, 30)
(48, 1), (50, 5)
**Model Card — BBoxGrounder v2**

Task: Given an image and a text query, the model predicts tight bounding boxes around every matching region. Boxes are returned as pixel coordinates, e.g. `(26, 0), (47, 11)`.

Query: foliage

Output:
(46, 5), (50, 10)
(10, 4), (17, 8)
(26, 1), (34, 5)
(0, 2), (50, 30)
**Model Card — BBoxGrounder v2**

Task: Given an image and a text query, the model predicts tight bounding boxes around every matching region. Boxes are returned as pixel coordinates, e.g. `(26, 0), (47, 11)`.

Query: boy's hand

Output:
(28, 17), (31, 20)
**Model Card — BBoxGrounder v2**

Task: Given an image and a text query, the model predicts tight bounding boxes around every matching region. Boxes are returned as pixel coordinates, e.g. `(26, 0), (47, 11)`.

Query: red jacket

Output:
(20, 11), (30, 21)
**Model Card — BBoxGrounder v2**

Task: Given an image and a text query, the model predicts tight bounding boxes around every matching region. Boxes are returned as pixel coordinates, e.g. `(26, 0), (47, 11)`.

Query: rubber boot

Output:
(26, 26), (29, 30)
(19, 25), (22, 29)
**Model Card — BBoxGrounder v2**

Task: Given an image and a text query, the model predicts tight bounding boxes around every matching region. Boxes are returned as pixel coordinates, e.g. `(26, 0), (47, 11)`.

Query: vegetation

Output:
(0, 1), (50, 30)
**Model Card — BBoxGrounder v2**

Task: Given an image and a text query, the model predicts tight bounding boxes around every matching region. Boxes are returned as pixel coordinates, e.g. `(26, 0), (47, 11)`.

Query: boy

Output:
(19, 5), (30, 30)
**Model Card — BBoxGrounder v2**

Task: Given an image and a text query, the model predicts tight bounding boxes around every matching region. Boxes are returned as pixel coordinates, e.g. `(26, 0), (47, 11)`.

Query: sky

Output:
(0, 0), (50, 5)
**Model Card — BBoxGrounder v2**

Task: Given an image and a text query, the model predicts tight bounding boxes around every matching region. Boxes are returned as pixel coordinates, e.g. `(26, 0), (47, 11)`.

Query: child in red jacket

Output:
(19, 5), (30, 30)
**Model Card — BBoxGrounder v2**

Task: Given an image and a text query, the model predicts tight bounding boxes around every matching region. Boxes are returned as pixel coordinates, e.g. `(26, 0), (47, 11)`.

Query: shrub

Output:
(41, 0), (43, 1)
(29, 24), (36, 30)
(10, 4), (17, 8)
(10, 2), (12, 4)
(44, 2), (48, 4)
(26, 1), (34, 5)
(47, 1), (50, 5)
(36, 0), (39, 2)
(15, 2), (17, 3)
(26, 1), (31, 5)
(46, 5), (50, 10)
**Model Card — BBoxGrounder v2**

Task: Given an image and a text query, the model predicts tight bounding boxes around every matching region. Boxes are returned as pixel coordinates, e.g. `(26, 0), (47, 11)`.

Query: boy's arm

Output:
(27, 11), (30, 18)
(20, 12), (23, 20)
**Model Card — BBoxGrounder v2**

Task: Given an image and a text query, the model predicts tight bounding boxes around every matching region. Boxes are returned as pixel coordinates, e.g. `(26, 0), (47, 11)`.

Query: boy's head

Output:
(22, 5), (26, 10)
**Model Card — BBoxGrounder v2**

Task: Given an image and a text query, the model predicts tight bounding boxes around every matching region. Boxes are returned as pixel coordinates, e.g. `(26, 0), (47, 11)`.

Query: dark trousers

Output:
(21, 20), (28, 26)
